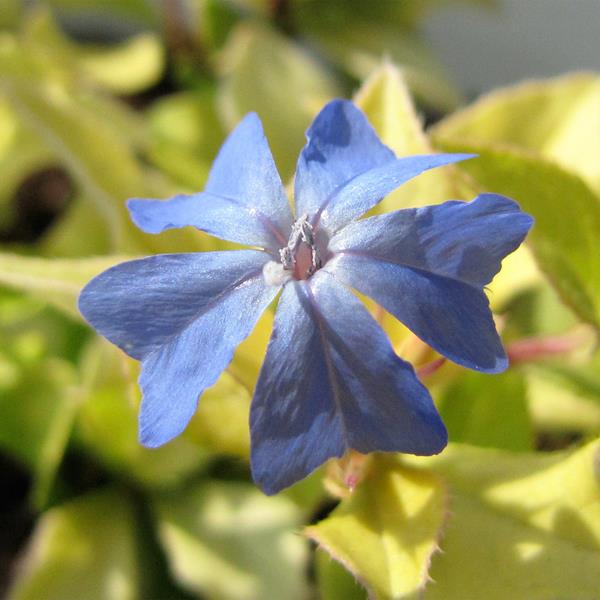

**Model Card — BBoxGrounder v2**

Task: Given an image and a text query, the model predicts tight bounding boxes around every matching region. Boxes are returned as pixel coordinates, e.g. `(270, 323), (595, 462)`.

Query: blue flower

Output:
(79, 100), (533, 494)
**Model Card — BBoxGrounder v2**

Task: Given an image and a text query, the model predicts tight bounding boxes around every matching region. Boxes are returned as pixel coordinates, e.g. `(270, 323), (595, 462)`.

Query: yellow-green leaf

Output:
(404, 441), (600, 599)
(153, 481), (309, 600)
(79, 33), (164, 94)
(355, 63), (471, 212)
(439, 370), (533, 452)
(9, 489), (140, 600)
(0, 253), (131, 318)
(306, 456), (448, 600)
(218, 21), (339, 180)
(0, 34), (207, 255)
(315, 548), (366, 600)
(432, 73), (600, 195)
(352, 63), (476, 347)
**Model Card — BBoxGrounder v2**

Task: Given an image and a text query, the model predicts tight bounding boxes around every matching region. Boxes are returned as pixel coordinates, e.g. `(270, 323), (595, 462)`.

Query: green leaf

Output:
(152, 481), (309, 600)
(218, 21), (339, 180)
(75, 339), (211, 489)
(430, 143), (600, 330)
(527, 364), (600, 435)
(0, 356), (78, 508)
(352, 66), (542, 346)
(432, 73), (600, 195)
(9, 488), (140, 600)
(185, 369), (252, 458)
(439, 370), (533, 452)
(315, 548), (366, 600)
(0, 0), (21, 30)
(44, 0), (159, 27)
(0, 33), (207, 255)
(146, 88), (224, 188)
(78, 33), (164, 95)
(0, 291), (90, 507)
(0, 98), (54, 228)
(306, 456), (448, 600)
(0, 253), (132, 319)
(405, 441), (600, 599)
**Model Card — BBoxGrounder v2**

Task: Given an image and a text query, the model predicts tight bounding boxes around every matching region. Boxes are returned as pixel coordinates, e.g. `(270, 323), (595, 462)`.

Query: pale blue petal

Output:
(317, 153), (475, 234)
(128, 113), (293, 251)
(325, 194), (532, 372)
(250, 272), (447, 495)
(138, 274), (278, 447)
(329, 194), (534, 287)
(294, 99), (396, 218)
(293, 99), (472, 233)
(79, 250), (271, 360)
(79, 250), (278, 446)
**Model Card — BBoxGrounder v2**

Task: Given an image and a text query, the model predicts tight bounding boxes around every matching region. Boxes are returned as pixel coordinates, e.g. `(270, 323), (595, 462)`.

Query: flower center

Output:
(280, 215), (322, 280)
(262, 215), (330, 287)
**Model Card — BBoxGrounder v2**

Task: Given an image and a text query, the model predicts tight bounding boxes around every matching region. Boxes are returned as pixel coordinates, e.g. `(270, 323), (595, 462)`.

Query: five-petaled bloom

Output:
(79, 100), (533, 495)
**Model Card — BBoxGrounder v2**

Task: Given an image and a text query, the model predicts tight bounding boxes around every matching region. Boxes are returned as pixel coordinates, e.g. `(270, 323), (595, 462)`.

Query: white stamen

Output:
(263, 261), (292, 287)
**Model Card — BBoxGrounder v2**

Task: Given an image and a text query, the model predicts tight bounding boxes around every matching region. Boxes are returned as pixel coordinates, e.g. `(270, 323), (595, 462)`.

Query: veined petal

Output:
(329, 194), (534, 288)
(326, 195), (533, 372)
(79, 250), (271, 360)
(79, 249), (278, 447)
(328, 255), (506, 373)
(294, 99), (396, 218)
(128, 113), (293, 251)
(250, 272), (447, 495)
(138, 274), (278, 447)
(293, 99), (472, 233)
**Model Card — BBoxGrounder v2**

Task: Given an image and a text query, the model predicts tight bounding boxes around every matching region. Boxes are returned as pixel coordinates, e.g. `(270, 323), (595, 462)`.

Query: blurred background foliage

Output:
(0, 1), (599, 598)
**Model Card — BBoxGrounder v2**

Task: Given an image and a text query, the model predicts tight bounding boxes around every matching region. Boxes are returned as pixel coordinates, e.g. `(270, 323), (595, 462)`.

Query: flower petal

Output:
(329, 194), (534, 288)
(325, 195), (533, 372)
(79, 250), (271, 360)
(294, 99), (472, 232)
(318, 153), (475, 234)
(294, 99), (396, 218)
(79, 250), (279, 447)
(250, 272), (447, 495)
(128, 113), (293, 251)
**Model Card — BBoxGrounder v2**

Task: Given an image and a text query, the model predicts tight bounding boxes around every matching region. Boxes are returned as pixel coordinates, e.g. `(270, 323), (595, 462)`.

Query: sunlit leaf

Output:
(78, 33), (164, 94)
(218, 21), (339, 180)
(0, 253), (132, 319)
(146, 88), (223, 188)
(433, 73), (600, 195)
(527, 365), (600, 434)
(39, 197), (114, 257)
(300, 18), (460, 112)
(306, 456), (448, 600)
(153, 481), (309, 600)
(9, 488), (140, 600)
(353, 63), (475, 347)
(0, 33), (209, 255)
(408, 441), (600, 598)
(0, 350), (78, 508)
